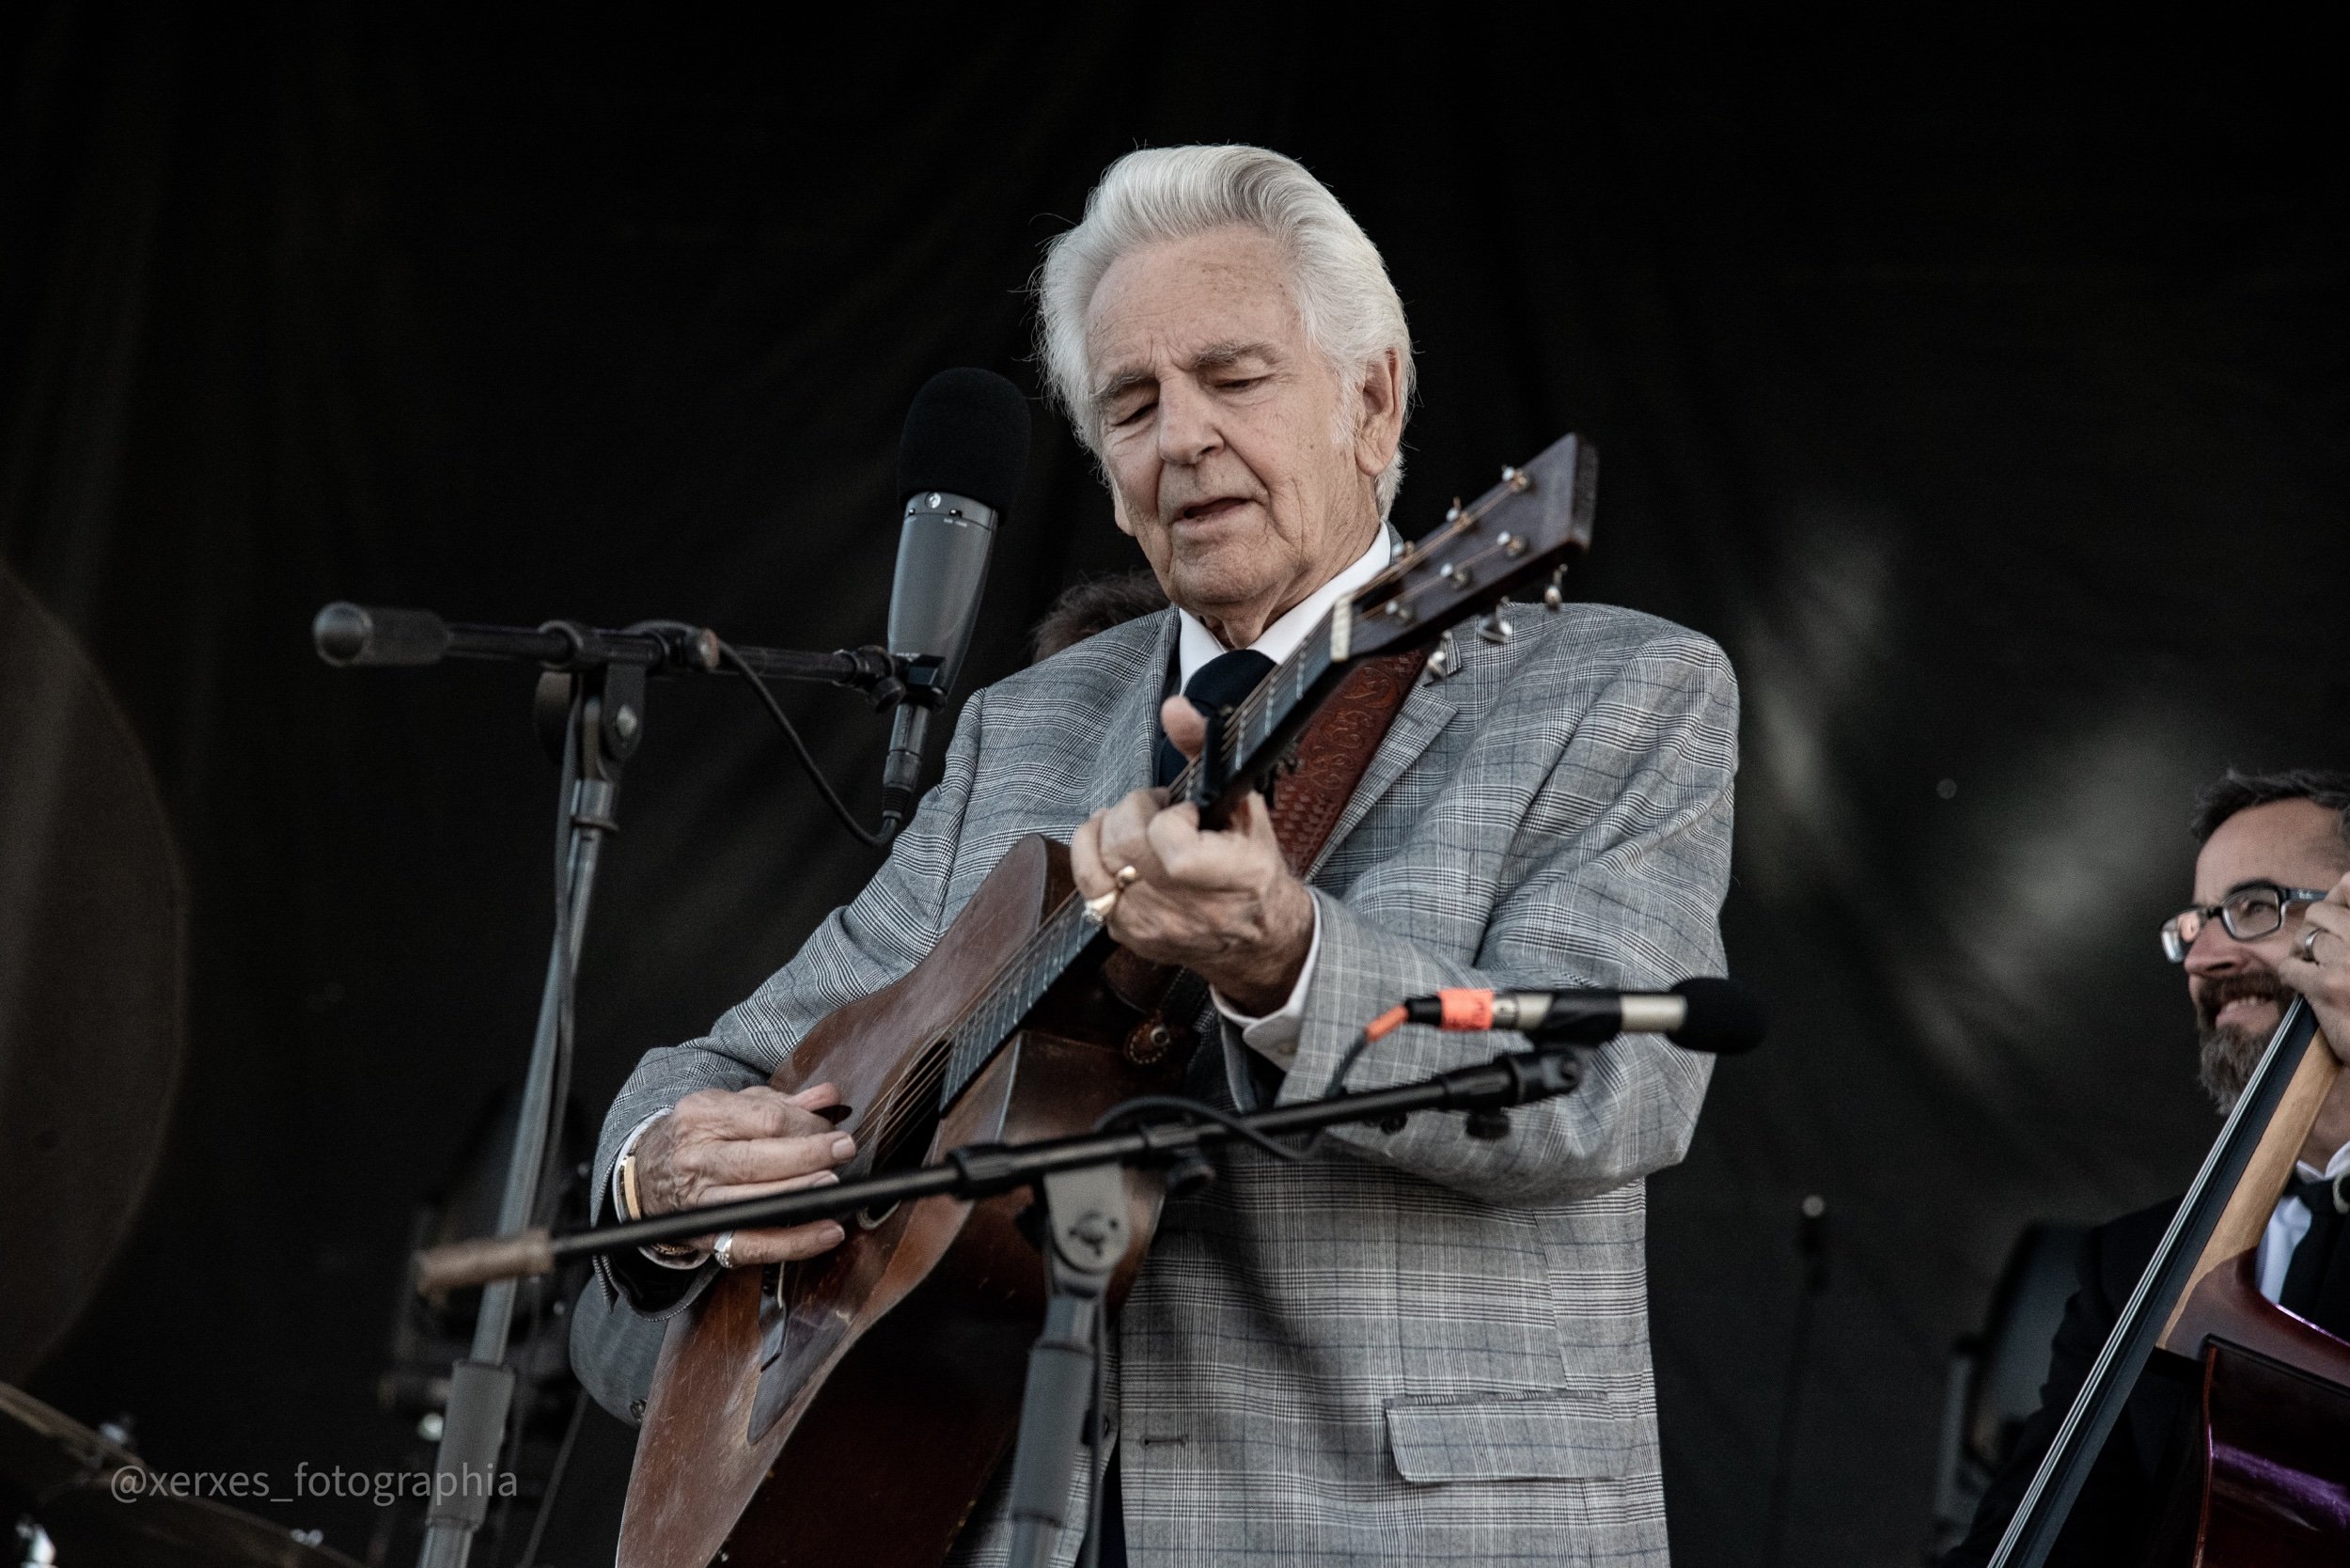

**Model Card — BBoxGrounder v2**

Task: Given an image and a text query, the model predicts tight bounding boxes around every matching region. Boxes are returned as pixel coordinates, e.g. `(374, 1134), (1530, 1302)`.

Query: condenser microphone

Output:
(1388, 977), (1768, 1055)
(880, 368), (1030, 832)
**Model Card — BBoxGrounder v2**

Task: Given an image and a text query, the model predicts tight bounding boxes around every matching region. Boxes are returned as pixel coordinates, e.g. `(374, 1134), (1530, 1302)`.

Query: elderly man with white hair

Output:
(578, 144), (1740, 1566)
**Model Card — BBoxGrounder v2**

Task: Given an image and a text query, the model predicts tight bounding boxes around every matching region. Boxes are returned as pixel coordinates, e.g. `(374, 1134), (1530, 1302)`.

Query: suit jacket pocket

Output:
(1385, 1391), (1660, 1482)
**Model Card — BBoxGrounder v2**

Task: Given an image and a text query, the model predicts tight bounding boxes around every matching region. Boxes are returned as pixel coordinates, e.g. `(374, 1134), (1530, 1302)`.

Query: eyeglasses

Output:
(2160, 883), (2330, 962)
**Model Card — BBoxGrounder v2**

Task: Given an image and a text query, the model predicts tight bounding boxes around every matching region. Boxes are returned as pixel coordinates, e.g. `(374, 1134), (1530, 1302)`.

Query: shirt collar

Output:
(2297, 1139), (2350, 1184)
(1175, 525), (1397, 688)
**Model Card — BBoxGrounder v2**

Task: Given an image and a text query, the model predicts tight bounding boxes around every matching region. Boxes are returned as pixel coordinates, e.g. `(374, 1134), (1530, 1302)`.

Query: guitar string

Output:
(1206, 488), (1513, 769)
(1166, 478), (1521, 783)
(862, 896), (1096, 1158)
(1210, 507), (1521, 775)
(857, 493), (1552, 1155)
(861, 523), (1548, 1159)
(858, 515), (1553, 1156)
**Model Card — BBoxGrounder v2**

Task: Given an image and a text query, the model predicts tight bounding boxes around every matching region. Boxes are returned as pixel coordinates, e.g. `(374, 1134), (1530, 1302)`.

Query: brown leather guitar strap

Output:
(1262, 649), (1431, 875)
(1109, 648), (1431, 1066)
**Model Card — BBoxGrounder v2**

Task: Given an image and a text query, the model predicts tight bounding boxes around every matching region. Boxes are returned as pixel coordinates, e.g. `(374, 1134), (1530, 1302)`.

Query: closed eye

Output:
(1110, 399), (1157, 427)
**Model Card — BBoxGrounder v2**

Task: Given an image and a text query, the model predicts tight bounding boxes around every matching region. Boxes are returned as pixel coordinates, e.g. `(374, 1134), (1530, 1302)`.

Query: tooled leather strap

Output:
(1262, 648), (1430, 874)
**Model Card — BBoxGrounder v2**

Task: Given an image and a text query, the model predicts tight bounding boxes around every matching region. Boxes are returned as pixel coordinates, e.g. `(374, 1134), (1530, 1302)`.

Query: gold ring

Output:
(1084, 865), (1139, 925)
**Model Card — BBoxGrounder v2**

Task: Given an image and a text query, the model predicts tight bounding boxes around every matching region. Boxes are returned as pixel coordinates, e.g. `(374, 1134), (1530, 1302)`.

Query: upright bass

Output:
(1988, 996), (2350, 1566)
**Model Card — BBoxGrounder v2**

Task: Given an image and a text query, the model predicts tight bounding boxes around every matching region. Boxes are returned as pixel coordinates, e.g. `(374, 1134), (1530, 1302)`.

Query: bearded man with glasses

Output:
(1945, 767), (2350, 1566)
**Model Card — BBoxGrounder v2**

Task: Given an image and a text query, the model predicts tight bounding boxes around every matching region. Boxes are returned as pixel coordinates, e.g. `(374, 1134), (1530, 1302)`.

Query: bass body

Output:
(620, 834), (1181, 1568)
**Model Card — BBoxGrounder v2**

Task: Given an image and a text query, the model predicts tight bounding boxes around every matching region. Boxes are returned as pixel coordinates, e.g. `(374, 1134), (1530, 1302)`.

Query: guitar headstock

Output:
(1334, 432), (1596, 664)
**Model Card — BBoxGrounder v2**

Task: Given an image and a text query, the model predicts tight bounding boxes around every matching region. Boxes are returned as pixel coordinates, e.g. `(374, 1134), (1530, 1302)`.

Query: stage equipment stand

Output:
(416, 658), (644, 1568)
(1002, 1164), (1128, 1568)
(415, 1044), (1605, 1567)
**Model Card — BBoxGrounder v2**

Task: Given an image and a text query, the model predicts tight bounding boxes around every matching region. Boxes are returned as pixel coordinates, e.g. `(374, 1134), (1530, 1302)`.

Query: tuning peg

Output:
(1543, 565), (1568, 611)
(1478, 605), (1514, 645)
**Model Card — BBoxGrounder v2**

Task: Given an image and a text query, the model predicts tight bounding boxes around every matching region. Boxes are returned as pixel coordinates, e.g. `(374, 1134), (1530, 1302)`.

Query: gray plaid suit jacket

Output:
(581, 599), (1737, 1567)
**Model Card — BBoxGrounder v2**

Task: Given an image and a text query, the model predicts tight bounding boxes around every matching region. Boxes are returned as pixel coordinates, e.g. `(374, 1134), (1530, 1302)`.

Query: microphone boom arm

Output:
(313, 601), (916, 699)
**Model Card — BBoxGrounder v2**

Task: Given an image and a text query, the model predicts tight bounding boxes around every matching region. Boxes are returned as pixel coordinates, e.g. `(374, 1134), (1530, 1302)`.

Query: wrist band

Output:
(618, 1108), (705, 1263)
(618, 1149), (646, 1223)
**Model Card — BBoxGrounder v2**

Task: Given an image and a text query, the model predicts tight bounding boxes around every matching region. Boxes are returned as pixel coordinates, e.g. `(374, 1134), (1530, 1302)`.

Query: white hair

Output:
(1034, 145), (1416, 517)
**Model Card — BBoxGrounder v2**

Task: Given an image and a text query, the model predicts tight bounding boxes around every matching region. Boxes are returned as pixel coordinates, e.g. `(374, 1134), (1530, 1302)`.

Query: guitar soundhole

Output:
(857, 1062), (945, 1230)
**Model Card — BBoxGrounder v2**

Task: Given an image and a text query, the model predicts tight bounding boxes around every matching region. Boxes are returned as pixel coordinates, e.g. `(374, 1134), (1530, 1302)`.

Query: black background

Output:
(5, 4), (2345, 1564)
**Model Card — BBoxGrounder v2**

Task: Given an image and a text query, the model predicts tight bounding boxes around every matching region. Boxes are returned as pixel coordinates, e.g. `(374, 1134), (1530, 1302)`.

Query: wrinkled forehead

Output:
(2192, 797), (2350, 902)
(1083, 228), (1307, 388)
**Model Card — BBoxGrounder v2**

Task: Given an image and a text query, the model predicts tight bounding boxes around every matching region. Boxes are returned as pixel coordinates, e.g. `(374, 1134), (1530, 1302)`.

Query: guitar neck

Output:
(932, 620), (1358, 1109)
(935, 431), (1597, 1112)
(1169, 606), (1351, 828)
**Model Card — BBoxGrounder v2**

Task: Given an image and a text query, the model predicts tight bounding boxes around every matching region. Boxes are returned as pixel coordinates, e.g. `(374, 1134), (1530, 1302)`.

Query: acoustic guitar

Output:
(619, 434), (1599, 1568)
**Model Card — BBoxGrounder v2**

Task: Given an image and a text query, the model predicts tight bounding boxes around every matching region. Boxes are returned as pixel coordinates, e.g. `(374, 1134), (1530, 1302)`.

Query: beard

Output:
(2196, 969), (2286, 1110)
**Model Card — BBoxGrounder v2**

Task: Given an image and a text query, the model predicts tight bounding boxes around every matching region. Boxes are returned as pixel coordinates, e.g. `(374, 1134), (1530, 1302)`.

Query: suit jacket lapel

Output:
(1101, 609), (1180, 803)
(1305, 680), (1456, 882)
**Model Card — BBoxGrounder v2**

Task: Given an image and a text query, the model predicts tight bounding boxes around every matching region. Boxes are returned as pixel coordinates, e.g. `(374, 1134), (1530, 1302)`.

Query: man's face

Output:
(1084, 227), (1402, 641)
(2184, 797), (2350, 1105)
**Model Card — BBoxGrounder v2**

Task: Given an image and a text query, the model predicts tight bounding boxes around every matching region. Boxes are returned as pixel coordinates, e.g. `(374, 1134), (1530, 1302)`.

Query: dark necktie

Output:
(1153, 649), (1275, 789)
(2278, 1168), (2348, 1332)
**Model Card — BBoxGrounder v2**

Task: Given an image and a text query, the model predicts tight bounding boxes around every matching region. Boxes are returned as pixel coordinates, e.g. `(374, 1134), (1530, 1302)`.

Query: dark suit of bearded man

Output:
(1946, 770), (2350, 1567)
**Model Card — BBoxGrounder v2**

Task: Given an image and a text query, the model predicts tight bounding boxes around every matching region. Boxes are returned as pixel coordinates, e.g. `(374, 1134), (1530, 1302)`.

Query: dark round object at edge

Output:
(0, 566), (186, 1380)
(36, 1477), (363, 1568)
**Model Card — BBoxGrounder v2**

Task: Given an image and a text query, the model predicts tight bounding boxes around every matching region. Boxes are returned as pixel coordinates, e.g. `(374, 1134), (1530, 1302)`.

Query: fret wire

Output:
(932, 510), (1545, 1114)
(941, 895), (1095, 1105)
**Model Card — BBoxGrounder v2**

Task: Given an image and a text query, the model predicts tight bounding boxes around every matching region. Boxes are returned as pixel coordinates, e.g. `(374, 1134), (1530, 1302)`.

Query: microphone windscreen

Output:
(1668, 977), (1770, 1055)
(898, 368), (1031, 512)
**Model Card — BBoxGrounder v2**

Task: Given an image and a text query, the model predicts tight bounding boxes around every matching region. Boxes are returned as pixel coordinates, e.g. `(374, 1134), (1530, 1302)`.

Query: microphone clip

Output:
(868, 653), (948, 713)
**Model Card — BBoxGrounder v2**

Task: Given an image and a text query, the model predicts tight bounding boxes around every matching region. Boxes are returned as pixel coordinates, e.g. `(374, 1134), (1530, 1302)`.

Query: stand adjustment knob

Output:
(1464, 1108), (1512, 1141)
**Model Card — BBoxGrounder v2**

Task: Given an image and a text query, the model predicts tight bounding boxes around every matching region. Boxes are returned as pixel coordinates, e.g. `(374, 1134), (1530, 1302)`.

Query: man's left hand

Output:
(1069, 693), (1314, 1014)
(2283, 868), (2350, 1068)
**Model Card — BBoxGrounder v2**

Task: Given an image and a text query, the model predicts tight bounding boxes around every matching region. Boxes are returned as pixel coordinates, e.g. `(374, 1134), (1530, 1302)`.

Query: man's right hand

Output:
(633, 1082), (857, 1265)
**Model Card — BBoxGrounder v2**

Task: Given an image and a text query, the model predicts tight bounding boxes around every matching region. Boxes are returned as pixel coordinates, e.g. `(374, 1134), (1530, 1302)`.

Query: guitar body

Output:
(619, 835), (1180, 1568)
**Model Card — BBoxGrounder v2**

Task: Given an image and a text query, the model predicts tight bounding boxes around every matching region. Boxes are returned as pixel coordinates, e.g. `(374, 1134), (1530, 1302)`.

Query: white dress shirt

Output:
(1176, 527), (1396, 1070)
(2256, 1137), (2350, 1304)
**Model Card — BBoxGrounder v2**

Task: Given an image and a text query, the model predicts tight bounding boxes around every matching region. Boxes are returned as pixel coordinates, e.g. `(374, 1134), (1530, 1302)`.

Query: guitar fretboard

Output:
(933, 609), (1344, 1109)
(927, 443), (1571, 1113)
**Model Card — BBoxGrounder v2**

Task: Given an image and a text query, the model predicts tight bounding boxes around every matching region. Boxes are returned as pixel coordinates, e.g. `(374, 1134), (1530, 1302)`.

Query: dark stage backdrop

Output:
(5, 5), (2344, 1564)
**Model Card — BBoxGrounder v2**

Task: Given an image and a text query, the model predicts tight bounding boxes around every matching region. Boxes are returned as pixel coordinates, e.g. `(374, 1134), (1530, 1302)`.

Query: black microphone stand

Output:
(314, 600), (934, 1568)
(413, 658), (636, 1568)
(412, 1043), (1595, 1568)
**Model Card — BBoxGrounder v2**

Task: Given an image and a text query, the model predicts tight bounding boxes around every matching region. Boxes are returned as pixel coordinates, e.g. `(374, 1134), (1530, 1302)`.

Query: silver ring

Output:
(713, 1231), (738, 1269)
(2299, 926), (2325, 962)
